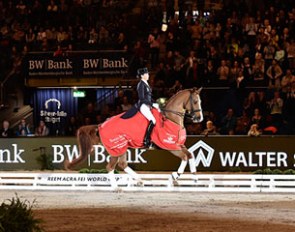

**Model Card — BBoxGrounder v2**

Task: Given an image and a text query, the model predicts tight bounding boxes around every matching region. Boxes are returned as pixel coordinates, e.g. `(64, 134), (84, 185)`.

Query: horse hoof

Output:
(112, 187), (122, 193)
(173, 180), (180, 186)
(172, 172), (179, 180)
(135, 180), (144, 187)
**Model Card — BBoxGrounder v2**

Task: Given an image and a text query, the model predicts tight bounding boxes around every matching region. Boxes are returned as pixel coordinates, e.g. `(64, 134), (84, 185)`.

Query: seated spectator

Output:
(88, 27), (98, 44)
(203, 59), (217, 86)
(235, 118), (248, 135)
(256, 91), (268, 116)
(121, 96), (132, 112)
(242, 57), (253, 84)
(16, 118), (31, 136)
(247, 124), (261, 137)
(263, 115), (278, 135)
(263, 43), (276, 69)
(98, 26), (109, 45)
(81, 102), (97, 124)
(35, 120), (49, 136)
(53, 44), (63, 57)
(64, 116), (79, 136)
(0, 120), (13, 138)
(220, 108), (237, 135)
(239, 110), (251, 130)
(274, 43), (287, 69)
(281, 69), (294, 95)
(148, 28), (160, 69)
(229, 60), (242, 85)
(285, 39), (295, 70)
(233, 70), (246, 89)
(114, 89), (125, 109)
(173, 50), (185, 74)
(169, 80), (183, 94)
(201, 120), (219, 136)
(154, 62), (168, 89)
(267, 91), (284, 127)
(186, 123), (203, 135)
(243, 91), (258, 116)
(251, 108), (265, 129)
(115, 32), (128, 50)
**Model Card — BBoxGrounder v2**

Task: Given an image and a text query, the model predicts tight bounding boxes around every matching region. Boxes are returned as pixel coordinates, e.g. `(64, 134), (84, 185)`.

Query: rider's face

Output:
(142, 73), (149, 81)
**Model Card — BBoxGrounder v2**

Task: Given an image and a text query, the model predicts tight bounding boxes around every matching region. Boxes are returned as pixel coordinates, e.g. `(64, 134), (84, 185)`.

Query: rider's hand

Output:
(152, 103), (160, 112)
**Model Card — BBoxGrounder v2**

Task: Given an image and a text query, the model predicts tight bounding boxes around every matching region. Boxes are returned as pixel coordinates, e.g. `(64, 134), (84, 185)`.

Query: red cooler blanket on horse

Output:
(98, 109), (186, 156)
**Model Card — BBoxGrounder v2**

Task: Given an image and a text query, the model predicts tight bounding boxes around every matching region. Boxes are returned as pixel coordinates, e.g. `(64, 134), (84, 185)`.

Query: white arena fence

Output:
(0, 173), (295, 192)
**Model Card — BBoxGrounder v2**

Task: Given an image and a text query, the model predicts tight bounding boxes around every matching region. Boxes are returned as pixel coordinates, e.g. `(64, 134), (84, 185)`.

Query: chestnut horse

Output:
(65, 88), (203, 188)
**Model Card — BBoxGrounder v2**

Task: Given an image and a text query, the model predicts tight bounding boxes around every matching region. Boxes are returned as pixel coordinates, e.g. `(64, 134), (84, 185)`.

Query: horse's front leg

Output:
(170, 146), (197, 181)
(118, 153), (143, 186)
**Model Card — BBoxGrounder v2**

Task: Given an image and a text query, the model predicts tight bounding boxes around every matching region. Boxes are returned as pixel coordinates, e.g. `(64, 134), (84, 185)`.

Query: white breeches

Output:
(140, 104), (156, 124)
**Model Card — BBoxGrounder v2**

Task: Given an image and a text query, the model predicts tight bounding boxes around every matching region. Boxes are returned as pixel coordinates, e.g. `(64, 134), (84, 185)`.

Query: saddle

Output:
(120, 106), (138, 119)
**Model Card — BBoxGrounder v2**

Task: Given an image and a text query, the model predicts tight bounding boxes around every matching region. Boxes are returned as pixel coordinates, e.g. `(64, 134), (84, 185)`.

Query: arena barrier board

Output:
(0, 173), (295, 192)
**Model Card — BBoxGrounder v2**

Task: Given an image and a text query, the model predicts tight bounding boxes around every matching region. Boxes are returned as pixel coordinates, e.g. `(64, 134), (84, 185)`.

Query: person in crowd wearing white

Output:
(0, 120), (13, 137)
(247, 123), (261, 137)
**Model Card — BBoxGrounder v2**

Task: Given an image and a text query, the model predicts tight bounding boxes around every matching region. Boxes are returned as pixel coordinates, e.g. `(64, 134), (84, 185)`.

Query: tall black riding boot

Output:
(143, 121), (155, 148)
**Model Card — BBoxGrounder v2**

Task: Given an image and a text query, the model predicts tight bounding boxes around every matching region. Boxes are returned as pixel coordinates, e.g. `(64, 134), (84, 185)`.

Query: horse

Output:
(65, 88), (203, 189)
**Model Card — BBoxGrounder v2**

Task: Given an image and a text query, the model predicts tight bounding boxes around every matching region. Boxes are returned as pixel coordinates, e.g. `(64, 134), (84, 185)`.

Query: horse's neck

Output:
(164, 91), (188, 127)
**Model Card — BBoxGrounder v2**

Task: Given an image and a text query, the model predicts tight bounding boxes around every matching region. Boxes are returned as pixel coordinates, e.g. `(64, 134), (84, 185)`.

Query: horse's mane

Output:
(164, 88), (192, 108)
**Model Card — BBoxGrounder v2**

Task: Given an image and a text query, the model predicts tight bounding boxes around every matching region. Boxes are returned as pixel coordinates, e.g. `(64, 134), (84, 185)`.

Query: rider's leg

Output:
(143, 121), (155, 147)
(140, 104), (156, 148)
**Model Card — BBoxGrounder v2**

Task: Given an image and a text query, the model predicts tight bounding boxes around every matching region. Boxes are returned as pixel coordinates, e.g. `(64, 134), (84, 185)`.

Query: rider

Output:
(136, 67), (159, 148)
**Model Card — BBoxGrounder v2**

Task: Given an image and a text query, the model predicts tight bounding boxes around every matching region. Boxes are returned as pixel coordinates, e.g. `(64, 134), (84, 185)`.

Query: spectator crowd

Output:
(0, 0), (294, 136)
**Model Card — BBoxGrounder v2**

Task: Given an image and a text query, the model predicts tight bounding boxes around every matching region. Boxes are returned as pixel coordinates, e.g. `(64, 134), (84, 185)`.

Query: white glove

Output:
(152, 103), (161, 112)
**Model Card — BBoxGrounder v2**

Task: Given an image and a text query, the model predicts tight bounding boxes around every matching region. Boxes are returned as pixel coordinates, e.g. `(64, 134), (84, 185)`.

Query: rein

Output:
(161, 90), (201, 121)
(161, 108), (186, 118)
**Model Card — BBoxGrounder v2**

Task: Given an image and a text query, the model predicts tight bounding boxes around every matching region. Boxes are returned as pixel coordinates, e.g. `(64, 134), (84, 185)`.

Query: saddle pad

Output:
(99, 109), (186, 156)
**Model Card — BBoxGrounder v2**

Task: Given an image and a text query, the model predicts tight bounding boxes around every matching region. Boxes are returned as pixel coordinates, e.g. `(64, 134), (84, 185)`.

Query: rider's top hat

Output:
(137, 67), (149, 78)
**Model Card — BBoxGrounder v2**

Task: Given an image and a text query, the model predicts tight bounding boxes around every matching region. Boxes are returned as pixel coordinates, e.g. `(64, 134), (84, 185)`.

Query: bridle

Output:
(186, 91), (202, 121)
(162, 90), (202, 121)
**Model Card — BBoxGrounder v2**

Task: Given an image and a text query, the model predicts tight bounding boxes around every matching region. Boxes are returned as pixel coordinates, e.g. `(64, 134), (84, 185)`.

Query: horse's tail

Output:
(65, 125), (100, 169)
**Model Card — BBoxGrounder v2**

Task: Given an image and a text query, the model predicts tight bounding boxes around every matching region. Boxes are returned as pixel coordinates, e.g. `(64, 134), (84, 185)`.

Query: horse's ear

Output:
(194, 87), (202, 94)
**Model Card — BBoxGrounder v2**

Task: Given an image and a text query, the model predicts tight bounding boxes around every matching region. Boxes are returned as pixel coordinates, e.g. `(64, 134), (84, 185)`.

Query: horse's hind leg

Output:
(118, 153), (143, 186)
(106, 156), (119, 189)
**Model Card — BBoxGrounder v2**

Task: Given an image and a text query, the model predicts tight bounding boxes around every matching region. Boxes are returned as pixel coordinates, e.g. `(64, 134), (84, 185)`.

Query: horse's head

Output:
(185, 88), (203, 123)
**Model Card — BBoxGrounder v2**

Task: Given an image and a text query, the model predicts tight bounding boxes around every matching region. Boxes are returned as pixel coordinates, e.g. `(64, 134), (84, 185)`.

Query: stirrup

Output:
(143, 139), (152, 148)
(147, 143), (154, 150)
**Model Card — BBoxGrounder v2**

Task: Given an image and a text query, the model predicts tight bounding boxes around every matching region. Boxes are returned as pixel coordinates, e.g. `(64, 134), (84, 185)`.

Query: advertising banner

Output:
(0, 136), (294, 171)
(31, 89), (78, 136)
(23, 51), (129, 78)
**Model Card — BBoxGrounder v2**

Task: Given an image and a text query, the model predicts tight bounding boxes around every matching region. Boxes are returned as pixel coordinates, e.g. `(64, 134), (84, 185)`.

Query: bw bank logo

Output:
(188, 140), (214, 167)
